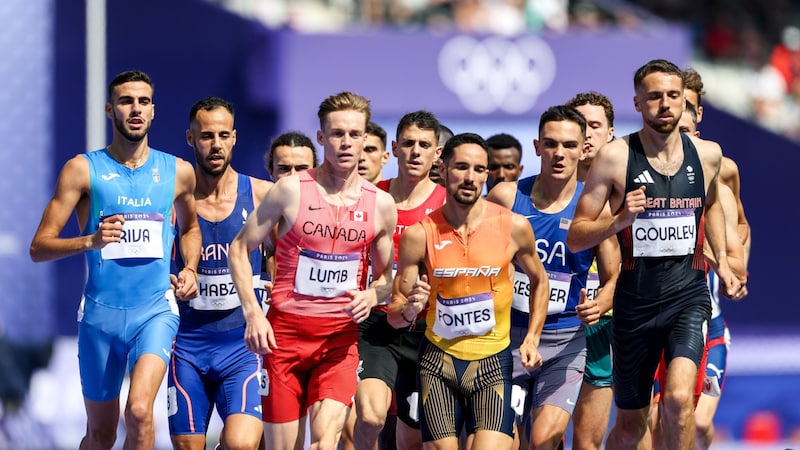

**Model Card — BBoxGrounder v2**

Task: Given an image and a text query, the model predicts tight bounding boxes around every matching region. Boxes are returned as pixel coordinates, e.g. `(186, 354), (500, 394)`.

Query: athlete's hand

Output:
(91, 214), (125, 249)
(575, 288), (600, 326)
(407, 274), (431, 311)
(245, 315), (277, 355)
(169, 274), (179, 295)
(344, 288), (376, 324)
(519, 335), (543, 371)
(618, 185), (646, 228)
(717, 265), (743, 301)
(175, 268), (198, 300)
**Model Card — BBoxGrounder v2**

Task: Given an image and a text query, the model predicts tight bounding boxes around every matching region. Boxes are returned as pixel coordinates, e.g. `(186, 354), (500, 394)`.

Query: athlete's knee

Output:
(124, 400), (154, 430)
(694, 414), (714, 438)
(661, 388), (694, 419)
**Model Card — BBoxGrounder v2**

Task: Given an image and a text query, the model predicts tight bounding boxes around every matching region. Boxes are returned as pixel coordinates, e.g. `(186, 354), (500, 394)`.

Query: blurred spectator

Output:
(769, 25), (800, 94)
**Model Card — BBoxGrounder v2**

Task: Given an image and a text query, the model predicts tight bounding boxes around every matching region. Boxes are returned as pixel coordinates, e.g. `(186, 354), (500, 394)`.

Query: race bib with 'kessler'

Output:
(433, 291), (495, 340)
(512, 270), (571, 315)
(295, 248), (360, 298)
(632, 209), (696, 257)
(100, 212), (164, 260)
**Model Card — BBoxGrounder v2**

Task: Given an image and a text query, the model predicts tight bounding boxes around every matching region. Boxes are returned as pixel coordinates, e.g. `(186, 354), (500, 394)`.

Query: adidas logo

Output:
(633, 170), (655, 184)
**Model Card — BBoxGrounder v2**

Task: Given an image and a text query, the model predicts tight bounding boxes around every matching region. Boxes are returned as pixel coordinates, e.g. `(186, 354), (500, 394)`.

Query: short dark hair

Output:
(538, 105), (587, 136)
(565, 91), (615, 127)
(366, 122), (387, 149)
(683, 67), (705, 106)
(265, 131), (318, 172)
(486, 133), (523, 162)
(441, 132), (488, 164)
(108, 70), (153, 100)
(395, 110), (440, 142)
(189, 96), (234, 123)
(634, 59), (683, 90)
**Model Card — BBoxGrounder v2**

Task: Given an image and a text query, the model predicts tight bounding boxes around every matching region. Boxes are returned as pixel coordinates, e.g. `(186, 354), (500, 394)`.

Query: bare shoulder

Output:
(62, 154), (91, 180)
(375, 188), (398, 215)
(692, 135), (723, 166)
(510, 211), (535, 240)
(486, 181), (517, 209)
(250, 177), (274, 203)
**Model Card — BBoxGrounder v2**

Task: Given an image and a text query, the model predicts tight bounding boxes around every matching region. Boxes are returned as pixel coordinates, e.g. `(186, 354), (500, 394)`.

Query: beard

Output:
(196, 149), (230, 177)
(113, 111), (150, 142)
(644, 113), (679, 134)
(451, 184), (480, 205)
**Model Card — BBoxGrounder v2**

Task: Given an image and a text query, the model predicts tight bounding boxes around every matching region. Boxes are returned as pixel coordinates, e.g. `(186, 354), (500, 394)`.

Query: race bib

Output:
(512, 270), (531, 313)
(191, 268), (262, 311)
(585, 272), (600, 301)
(295, 249), (360, 298)
(101, 212), (164, 260)
(432, 291), (495, 340)
(546, 270), (571, 315)
(632, 209), (696, 257)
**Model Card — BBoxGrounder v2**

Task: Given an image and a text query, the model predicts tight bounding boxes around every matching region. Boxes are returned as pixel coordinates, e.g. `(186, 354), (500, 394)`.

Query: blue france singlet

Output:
(177, 174), (265, 332)
(617, 133), (707, 303)
(83, 148), (176, 309)
(509, 175), (593, 330)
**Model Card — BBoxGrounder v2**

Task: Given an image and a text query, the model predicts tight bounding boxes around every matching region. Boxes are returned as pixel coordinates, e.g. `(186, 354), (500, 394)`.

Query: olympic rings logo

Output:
(438, 35), (557, 115)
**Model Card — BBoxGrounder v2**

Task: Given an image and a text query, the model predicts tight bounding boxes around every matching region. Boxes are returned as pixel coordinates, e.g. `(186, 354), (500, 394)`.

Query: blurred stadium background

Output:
(1, 0), (799, 448)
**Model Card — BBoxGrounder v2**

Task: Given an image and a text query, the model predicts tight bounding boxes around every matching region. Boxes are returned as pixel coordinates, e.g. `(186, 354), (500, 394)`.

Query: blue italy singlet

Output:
(83, 148), (176, 308)
(177, 174), (265, 332)
(509, 175), (593, 330)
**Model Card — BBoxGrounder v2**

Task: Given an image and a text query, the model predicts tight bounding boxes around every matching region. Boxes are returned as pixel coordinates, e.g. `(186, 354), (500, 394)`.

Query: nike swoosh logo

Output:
(101, 173), (120, 181)
(162, 348), (171, 358)
(524, 214), (537, 219)
(308, 205), (324, 211)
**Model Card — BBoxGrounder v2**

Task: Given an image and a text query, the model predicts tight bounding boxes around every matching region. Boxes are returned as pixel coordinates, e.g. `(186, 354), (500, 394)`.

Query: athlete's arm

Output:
(173, 158), (201, 300)
(230, 176), (296, 354)
(387, 223), (429, 329)
(699, 141), (742, 299)
(485, 181), (516, 209)
(591, 207), (621, 315)
(720, 157), (751, 267)
(511, 212), (548, 370)
(30, 155), (115, 262)
(567, 140), (635, 252)
(344, 190), (397, 323)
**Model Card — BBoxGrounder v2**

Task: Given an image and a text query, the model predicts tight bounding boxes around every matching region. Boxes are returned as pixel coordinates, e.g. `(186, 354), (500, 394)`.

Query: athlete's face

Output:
(683, 88), (704, 123)
(187, 107), (236, 177)
(443, 143), (488, 206)
(358, 133), (389, 183)
(677, 110), (700, 137)
(534, 120), (584, 182)
(487, 147), (523, 190)
(270, 145), (315, 180)
(317, 110), (367, 173)
(392, 125), (441, 180)
(634, 72), (684, 135)
(574, 103), (613, 163)
(106, 81), (154, 143)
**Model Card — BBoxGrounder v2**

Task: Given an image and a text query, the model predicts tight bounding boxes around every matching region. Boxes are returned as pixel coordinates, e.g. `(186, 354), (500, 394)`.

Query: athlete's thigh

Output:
(214, 340), (263, 422)
(418, 339), (463, 442)
(78, 298), (128, 402)
(465, 347), (514, 439)
(612, 309), (663, 410)
(168, 350), (213, 435)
